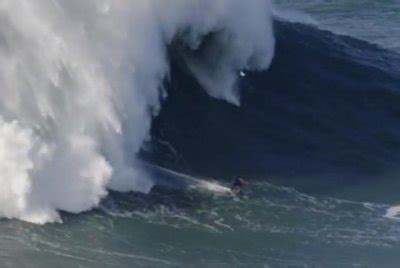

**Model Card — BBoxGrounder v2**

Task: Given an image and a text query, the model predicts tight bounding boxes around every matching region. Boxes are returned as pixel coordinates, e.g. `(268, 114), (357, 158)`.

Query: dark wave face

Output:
(3, 18), (400, 268)
(148, 20), (400, 201)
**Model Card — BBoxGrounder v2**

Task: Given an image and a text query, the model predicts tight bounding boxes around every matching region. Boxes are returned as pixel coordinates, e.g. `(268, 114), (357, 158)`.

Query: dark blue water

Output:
(2, 13), (400, 268)
(149, 19), (400, 201)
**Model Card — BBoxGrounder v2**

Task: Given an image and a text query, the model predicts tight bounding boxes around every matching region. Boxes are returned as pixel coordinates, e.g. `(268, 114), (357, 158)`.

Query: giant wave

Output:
(1, 1), (400, 225)
(149, 20), (400, 201)
(0, 0), (274, 223)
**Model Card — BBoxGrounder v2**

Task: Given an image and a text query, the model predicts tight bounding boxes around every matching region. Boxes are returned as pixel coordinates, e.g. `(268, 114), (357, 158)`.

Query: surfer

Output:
(231, 176), (247, 194)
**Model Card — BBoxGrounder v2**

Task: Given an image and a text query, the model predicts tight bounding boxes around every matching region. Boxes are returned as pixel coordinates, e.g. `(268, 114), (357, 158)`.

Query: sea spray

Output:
(0, 0), (274, 223)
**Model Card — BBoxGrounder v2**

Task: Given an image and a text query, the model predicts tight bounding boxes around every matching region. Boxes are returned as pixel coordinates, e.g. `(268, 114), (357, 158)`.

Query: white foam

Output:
(385, 206), (400, 220)
(145, 163), (231, 194)
(195, 180), (232, 194)
(0, 0), (274, 223)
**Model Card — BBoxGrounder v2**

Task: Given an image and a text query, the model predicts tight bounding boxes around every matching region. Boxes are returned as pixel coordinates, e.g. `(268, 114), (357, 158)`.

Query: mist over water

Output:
(0, 0), (274, 223)
(2, 1), (400, 267)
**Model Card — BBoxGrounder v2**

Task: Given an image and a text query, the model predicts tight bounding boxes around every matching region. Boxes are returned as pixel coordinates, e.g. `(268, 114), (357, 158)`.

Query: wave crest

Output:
(0, 0), (274, 223)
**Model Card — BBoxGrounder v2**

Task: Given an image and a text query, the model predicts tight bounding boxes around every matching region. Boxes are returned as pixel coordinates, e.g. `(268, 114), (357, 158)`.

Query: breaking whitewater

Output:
(1, 0), (400, 267)
(0, 0), (274, 223)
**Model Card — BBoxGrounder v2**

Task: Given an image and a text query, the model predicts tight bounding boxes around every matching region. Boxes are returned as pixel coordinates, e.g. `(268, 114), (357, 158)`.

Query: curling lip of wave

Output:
(149, 18), (400, 202)
(0, 0), (274, 223)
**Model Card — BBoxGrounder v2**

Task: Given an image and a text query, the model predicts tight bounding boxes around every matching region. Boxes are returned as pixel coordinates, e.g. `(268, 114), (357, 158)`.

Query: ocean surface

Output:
(1, 1), (400, 267)
(275, 0), (400, 52)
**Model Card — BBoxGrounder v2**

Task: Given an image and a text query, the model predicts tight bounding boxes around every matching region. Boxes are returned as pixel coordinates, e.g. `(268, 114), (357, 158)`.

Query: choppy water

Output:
(2, 180), (400, 267)
(1, 1), (400, 267)
(275, 0), (400, 52)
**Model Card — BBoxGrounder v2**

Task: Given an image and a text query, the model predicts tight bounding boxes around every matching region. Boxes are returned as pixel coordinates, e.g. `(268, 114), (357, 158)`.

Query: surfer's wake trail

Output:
(0, 1), (274, 223)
